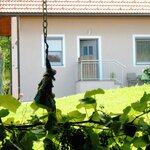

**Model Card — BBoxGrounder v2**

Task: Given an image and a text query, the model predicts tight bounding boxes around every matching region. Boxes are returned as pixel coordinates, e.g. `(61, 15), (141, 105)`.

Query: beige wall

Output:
(19, 16), (150, 101)
(11, 17), (19, 99)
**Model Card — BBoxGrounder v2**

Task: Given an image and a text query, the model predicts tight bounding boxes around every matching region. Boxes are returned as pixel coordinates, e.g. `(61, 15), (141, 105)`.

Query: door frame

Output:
(77, 36), (102, 79)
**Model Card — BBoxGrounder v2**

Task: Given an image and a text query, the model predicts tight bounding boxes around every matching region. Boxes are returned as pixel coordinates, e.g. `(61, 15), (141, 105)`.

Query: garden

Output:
(0, 84), (150, 150)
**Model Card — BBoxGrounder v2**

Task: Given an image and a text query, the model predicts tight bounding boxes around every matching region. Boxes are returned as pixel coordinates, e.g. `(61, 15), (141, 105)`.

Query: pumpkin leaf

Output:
(84, 88), (105, 98)
(0, 109), (9, 118)
(0, 95), (21, 113)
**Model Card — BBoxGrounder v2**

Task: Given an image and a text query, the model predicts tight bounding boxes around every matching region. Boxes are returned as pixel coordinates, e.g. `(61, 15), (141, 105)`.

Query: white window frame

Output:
(133, 34), (150, 66)
(42, 34), (65, 67)
(77, 36), (102, 79)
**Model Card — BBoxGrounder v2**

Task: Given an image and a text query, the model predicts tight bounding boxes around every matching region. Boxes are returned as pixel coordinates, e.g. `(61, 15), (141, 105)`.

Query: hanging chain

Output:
(42, 0), (49, 65)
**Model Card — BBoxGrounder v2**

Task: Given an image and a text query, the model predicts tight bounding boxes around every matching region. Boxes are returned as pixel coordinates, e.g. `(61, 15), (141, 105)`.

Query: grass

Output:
(2, 84), (149, 130)
(56, 84), (150, 114)
(5, 84), (150, 123)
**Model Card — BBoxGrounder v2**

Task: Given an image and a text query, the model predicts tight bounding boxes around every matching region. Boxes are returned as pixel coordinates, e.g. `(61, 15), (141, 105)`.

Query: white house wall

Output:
(19, 16), (150, 101)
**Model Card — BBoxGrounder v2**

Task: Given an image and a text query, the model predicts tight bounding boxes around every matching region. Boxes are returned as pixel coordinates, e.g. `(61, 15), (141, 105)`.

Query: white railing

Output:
(78, 60), (126, 85)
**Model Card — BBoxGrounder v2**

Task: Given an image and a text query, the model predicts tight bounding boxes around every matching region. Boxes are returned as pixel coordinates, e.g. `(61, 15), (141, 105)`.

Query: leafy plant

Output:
(0, 88), (150, 150)
(139, 67), (150, 83)
(0, 36), (11, 94)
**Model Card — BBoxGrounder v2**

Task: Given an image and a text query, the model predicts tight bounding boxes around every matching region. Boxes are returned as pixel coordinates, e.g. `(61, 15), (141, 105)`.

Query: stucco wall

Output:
(19, 16), (150, 101)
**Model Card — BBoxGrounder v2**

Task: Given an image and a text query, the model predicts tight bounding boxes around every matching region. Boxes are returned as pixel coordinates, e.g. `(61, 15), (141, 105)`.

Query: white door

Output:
(80, 39), (99, 80)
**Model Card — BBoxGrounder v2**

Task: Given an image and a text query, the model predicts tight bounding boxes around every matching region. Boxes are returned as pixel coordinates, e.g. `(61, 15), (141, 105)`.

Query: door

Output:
(80, 39), (99, 80)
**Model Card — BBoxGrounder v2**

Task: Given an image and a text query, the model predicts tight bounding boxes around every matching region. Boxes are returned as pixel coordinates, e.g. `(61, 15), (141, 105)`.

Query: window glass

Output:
(136, 38), (150, 65)
(83, 46), (88, 55)
(46, 36), (64, 66)
(47, 39), (62, 51)
(89, 46), (93, 55)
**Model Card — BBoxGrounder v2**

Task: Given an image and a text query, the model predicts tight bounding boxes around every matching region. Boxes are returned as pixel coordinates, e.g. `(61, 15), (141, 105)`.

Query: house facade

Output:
(1, 0), (150, 101)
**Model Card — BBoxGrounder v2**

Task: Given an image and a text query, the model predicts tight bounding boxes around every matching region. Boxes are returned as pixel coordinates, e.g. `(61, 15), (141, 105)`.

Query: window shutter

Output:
(0, 17), (11, 36)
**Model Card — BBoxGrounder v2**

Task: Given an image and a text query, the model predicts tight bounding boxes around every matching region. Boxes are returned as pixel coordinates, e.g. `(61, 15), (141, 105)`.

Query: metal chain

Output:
(42, 0), (49, 65)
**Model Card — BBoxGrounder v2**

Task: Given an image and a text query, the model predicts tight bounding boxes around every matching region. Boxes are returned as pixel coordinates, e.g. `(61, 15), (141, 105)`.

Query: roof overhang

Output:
(1, 13), (150, 17)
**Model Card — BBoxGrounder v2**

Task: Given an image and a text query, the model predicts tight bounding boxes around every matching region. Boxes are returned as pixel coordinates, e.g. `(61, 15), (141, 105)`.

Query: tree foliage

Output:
(0, 36), (11, 94)
(0, 88), (150, 150)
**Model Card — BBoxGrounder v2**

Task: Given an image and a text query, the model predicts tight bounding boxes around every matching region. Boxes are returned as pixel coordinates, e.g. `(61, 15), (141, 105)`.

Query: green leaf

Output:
(91, 111), (100, 122)
(76, 97), (97, 109)
(80, 97), (96, 104)
(84, 88), (105, 98)
(0, 109), (9, 118)
(140, 92), (150, 103)
(84, 127), (102, 150)
(123, 106), (131, 115)
(20, 131), (37, 150)
(121, 143), (132, 150)
(133, 135), (150, 148)
(30, 102), (39, 111)
(138, 118), (150, 131)
(0, 95), (21, 113)
(141, 73), (150, 80)
(67, 110), (86, 121)
(110, 121), (122, 135)
(119, 114), (129, 123)
(131, 101), (147, 112)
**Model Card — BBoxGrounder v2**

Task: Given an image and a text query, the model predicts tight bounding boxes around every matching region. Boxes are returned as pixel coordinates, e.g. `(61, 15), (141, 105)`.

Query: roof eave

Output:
(1, 12), (150, 17)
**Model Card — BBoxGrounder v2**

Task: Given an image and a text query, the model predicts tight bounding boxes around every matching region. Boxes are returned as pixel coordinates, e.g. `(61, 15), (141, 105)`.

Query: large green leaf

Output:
(67, 110), (86, 121)
(0, 95), (21, 113)
(0, 109), (9, 118)
(123, 106), (131, 115)
(131, 101), (147, 112)
(140, 92), (150, 103)
(84, 88), (105, 98)
(20, 131), (37, 150)
(133, 135), (150, 148)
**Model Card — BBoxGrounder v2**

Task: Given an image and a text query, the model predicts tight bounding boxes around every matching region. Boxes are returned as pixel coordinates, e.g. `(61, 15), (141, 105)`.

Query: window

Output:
(44, 35), (65, 66)
(134, 35), (150, 65)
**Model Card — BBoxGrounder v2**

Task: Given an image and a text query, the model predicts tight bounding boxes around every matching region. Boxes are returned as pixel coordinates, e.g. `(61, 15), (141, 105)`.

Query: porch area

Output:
(76, 60), (126, 93)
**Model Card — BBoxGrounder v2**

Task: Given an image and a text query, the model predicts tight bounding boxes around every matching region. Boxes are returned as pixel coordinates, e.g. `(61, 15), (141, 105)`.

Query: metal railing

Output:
(78, 60), (126, 85)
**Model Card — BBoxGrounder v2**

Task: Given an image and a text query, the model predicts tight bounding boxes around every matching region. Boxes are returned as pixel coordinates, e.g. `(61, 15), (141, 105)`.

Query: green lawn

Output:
(6, 84), (150, 123)
(56, 84), (150, 114)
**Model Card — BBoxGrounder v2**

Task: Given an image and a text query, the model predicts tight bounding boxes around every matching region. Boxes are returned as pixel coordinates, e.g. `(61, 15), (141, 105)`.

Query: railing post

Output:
(80, 61), (83, 81)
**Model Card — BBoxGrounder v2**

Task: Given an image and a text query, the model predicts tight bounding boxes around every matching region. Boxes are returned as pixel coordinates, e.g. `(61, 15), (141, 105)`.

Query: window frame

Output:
(42, 34), (65, 67)
(133, 35), (150, 66)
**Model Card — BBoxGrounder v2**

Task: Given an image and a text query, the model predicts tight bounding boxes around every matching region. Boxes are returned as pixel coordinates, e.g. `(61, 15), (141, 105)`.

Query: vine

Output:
(0, 89), (150, 150)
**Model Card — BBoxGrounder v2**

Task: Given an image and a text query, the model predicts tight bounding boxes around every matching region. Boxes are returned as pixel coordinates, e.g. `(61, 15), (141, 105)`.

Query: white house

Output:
(1, 0), (150, 101)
